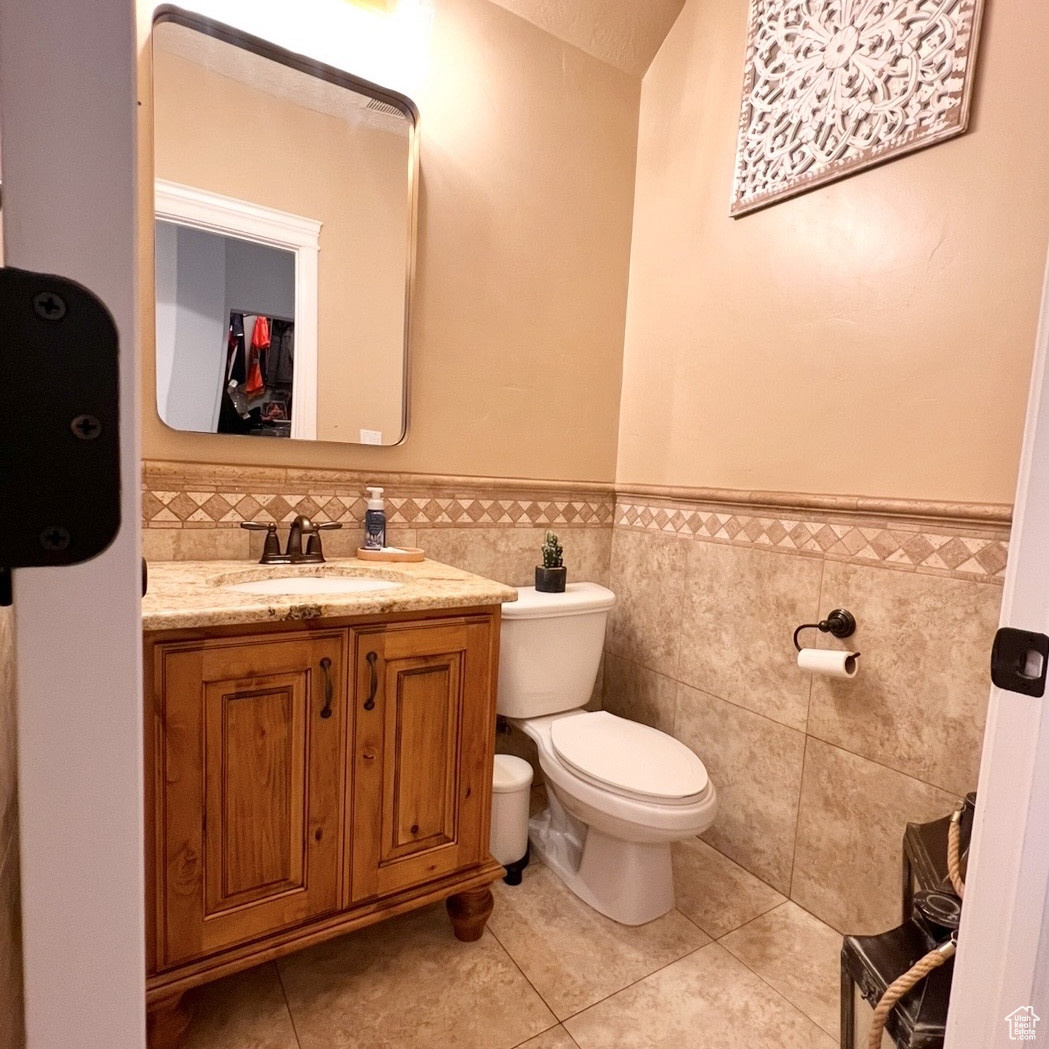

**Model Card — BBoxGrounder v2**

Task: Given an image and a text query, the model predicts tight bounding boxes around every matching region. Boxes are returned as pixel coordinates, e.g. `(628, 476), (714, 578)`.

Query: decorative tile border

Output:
(615, 497), (1009, 583)
(142, 461), (615, 531)
(142, 460), (1011, 581)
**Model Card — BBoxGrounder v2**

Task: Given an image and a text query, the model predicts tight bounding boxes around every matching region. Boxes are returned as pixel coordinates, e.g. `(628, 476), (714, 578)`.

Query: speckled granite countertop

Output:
(142, 559), (518, 631)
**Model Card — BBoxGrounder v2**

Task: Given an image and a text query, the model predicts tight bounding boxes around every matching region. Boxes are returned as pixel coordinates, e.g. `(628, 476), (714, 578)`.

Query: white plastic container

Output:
(490, 754), (533, 882)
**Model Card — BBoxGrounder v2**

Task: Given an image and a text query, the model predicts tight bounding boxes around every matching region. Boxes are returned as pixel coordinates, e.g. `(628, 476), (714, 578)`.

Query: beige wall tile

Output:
(807, 561), (1000, 796)
(600, 654), (677, 735)
(677, 542), (823, 732)
(672, 837), (785, 938)
(487, 864), (708, 1021)
(606, 528), (688, 674)
(791, 738), (957, 934)
(419, 526), (609, 589)
(564, 942), (837, 1049)
(676, 684), (805, 893)
(719, 901), (842, 1038)
(298, 527), (419, 561)
(143, 526), (249, 562)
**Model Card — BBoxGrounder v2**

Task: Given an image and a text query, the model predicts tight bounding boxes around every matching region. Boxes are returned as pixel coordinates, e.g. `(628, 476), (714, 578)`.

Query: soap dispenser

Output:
(363, 486), (386, 550)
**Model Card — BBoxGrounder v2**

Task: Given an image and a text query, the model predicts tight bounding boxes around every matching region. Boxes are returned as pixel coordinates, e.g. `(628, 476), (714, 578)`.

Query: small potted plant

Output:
(535, 530), (566, 593)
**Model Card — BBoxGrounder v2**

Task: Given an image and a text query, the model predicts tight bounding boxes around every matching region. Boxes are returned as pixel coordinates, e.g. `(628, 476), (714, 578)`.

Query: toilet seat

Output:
(550, 711), (709, 805)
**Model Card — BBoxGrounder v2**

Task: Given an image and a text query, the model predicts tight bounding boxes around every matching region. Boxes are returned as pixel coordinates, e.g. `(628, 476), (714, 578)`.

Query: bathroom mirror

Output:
(152, 8), (417, 444)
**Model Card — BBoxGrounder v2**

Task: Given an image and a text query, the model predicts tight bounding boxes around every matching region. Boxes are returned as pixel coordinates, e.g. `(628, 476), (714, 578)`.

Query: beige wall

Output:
(139, 0), (637, 482)
(618, 0), (1049, 504)
(153, 45), (409, 443)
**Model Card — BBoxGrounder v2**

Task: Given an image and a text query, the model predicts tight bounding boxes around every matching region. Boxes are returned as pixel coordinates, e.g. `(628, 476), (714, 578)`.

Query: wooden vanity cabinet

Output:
(349, 618), (494, 902)
(144, 608), (504, 1049)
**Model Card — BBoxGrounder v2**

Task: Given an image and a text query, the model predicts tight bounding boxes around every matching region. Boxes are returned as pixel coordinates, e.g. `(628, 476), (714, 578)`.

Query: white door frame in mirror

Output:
(154, 178), (322, 439)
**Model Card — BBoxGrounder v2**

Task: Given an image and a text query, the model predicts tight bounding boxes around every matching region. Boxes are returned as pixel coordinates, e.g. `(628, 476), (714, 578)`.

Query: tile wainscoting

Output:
(142, 462), (1009, 935)
(141, 461), (615, 587)
(606, 488), (1009, 935)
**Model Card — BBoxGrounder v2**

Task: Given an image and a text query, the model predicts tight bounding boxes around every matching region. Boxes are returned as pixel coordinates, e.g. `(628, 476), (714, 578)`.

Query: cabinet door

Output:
(154, 631), (346, 968)
(349, 617), (496, 903)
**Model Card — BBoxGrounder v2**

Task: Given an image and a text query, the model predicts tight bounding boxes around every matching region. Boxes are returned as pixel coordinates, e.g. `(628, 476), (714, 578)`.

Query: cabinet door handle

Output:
(364, 651), (378, 710)
(319, 657), (334, 719)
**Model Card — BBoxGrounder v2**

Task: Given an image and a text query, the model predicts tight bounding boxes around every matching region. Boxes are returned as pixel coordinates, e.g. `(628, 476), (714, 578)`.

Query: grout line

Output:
(483, 913), (562, 1030)
(803, 556), (826, 737)
(787, 732), (810, 902)
(550, 938), (718, 1025)
(715, 899), (791, 943)
(507, 1024), (582, 1049)
(669, 533), (691, 684)
(273, 959), (305, 1049)
(708, 894), (789, 942)
(671, 899), (712, 941)
(716, 942), (841, 1043)
(803, 726), (968, 799)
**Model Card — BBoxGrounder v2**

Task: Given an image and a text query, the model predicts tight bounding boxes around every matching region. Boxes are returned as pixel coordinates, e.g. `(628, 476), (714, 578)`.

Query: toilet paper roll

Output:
(797, 648), (859, 679)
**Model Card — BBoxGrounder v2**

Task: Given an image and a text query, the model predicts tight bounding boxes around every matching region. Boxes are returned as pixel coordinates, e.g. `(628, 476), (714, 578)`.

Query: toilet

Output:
(498, 582), (717, 925)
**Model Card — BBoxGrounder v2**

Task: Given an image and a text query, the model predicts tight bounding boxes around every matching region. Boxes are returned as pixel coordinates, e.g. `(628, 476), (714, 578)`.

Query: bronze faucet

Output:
(240, 517), (343, 564)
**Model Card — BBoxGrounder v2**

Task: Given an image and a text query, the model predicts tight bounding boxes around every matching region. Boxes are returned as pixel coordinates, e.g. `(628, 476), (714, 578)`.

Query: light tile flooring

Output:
(179, 838), (844, 1049)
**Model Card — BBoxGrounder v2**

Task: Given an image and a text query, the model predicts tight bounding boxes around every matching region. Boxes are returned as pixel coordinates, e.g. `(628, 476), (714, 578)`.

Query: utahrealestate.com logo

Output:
(1005, 1007), (1040, 1041)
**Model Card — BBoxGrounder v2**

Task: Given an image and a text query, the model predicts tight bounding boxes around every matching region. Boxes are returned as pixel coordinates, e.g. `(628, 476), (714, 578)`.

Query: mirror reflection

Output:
(152, 10), (418, 445)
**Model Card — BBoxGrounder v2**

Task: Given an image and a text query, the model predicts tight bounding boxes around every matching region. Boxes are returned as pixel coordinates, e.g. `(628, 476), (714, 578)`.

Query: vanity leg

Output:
(446, 886), (494, 942)
(147, 992), (192, 1049)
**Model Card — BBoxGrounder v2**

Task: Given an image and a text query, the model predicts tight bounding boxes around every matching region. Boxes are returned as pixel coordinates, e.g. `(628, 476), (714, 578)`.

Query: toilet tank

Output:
(498, 582), (616, 718)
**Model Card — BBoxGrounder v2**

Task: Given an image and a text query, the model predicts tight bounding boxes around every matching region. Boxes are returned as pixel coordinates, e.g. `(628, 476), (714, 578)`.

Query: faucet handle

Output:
(305, 521), (342, 562)
(240, 521), (290, 564)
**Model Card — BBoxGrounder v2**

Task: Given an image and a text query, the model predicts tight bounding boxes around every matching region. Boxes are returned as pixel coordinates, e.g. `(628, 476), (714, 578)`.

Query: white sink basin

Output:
(222, 576), (402, 596)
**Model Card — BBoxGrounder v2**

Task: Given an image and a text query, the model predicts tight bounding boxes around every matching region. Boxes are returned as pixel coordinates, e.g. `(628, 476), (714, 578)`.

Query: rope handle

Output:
(866, 938), (957, 1049)
(947, 806), (966, 899)
(865, 800), (967, 1048)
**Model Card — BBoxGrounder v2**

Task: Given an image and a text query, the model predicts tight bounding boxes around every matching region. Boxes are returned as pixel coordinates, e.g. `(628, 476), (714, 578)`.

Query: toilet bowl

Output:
(498, 583), (717, 925)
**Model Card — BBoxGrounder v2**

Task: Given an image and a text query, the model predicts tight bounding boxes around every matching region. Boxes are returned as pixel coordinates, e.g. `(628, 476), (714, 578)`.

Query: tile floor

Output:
(179, 837), (845, 1049)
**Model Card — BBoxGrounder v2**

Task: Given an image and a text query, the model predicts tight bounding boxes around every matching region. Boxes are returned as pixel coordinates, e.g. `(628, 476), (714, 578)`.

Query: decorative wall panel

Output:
(731, 0), (985, 215)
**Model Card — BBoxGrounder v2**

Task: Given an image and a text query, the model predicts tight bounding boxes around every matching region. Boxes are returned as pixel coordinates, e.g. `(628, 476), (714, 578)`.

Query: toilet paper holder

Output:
(793, 608), (857, 651)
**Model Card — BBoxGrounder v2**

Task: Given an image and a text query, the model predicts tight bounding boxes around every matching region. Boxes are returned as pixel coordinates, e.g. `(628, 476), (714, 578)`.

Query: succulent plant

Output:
(540, 530), (563, 568)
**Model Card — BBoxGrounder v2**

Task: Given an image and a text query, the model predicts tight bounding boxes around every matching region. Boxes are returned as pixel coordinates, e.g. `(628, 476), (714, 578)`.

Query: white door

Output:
(0, 0), (145, 1047)
(946, 254), (1049, 1042)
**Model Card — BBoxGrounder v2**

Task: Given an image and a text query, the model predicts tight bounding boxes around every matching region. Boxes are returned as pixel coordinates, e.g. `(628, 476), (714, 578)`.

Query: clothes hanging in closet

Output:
(217, 311), (259, 435)
(245, 315), (269, 397)
(267, 318), (294, 386)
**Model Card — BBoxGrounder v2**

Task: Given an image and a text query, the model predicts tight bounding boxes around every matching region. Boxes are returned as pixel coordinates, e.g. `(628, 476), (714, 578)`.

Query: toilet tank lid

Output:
(501, 582), (615, 619)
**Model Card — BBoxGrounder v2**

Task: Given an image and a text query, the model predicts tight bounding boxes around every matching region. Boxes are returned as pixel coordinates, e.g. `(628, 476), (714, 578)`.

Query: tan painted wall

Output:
(618, 0), (1049, 504)
(138, 0), (637, 482)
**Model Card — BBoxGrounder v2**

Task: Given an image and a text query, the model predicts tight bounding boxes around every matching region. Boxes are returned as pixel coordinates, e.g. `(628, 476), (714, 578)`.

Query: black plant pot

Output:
(535, 566), (566, 593)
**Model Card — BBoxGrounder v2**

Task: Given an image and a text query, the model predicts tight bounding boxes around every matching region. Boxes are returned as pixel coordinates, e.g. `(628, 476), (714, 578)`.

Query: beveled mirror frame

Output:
(152, 5), (420, 445)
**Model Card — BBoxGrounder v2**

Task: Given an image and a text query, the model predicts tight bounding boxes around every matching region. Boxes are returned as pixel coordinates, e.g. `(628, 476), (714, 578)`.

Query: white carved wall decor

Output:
(731, 0), (985, 216)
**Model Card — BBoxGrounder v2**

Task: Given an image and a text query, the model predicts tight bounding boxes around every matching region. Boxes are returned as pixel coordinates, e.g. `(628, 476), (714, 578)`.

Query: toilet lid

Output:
(550, 711), (708, 800)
